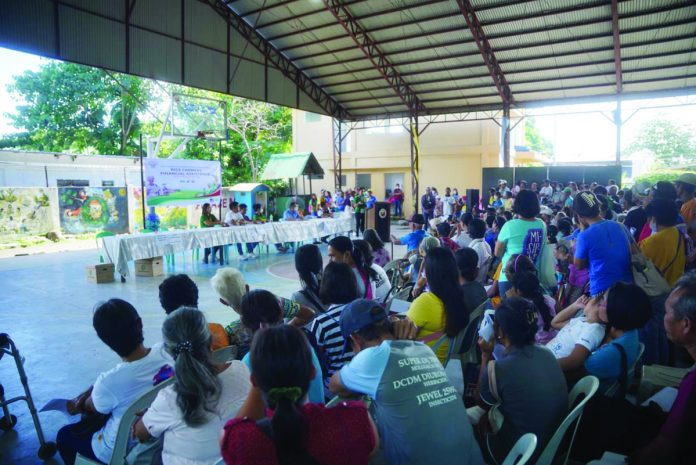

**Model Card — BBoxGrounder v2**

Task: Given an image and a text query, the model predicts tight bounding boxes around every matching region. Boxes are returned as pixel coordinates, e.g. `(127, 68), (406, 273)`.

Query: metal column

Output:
(409, 115), (420, 213)
(502, 104), (511, 167)
(614, 99), (622, 164)
(332, 118), (343, 192)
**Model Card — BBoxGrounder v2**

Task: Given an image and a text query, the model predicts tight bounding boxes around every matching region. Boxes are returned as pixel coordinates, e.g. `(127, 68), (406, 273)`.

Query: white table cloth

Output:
(101, 216), (353, 277)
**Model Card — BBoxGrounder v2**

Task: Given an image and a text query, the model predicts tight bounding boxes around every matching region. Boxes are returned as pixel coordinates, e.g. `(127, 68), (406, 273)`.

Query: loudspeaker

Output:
(365, 202), (391, 242)
(466, 189), (480, 212)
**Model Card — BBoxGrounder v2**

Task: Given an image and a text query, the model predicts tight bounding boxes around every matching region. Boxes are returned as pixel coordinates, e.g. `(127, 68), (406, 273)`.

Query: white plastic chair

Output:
(74, 377), (175, 465)
(534, 375), (600, 465)
(502, 433), (537, 465)
(212, 345), (238, 364)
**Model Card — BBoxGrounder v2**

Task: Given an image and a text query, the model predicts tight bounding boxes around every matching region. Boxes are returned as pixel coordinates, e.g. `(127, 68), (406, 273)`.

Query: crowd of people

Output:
(54, 172), (696, 465)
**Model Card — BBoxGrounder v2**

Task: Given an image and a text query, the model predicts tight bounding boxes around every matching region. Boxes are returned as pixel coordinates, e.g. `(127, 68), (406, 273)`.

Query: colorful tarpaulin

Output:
(144, 158), (221, 206)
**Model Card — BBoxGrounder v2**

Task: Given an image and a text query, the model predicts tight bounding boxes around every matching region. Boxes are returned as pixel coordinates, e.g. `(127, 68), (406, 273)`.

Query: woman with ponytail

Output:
(407, 246), (469, 364)
(328, 235), (377, 299)
(221, 325), (377, 465)
(133, 307), (250, 465)
(292, 244), (327, 312)
(510, 271), (558, 344)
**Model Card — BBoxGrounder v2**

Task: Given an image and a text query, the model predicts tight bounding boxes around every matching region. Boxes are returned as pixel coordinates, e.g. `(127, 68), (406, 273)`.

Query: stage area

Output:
(0, 227), (408, 465)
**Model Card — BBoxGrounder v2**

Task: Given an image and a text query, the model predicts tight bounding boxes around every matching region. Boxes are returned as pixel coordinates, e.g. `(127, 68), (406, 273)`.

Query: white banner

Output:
(144, 158), (221, 207)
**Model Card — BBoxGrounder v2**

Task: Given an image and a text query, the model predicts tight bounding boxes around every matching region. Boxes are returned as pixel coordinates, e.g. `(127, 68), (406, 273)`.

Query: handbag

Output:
(621, 227), (670, 297)
(539, 242), (557, 291)
(486, 360), (505, 434)
(572, 343), (666, 462)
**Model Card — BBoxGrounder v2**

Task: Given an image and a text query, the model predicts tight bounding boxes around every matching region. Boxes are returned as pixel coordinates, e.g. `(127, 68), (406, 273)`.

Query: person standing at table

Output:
(200, 203), (223, 264)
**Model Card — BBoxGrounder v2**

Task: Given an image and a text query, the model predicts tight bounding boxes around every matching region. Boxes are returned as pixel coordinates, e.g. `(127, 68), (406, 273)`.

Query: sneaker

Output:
(241, 255), (250, 261)
(248, 253), (258, 260)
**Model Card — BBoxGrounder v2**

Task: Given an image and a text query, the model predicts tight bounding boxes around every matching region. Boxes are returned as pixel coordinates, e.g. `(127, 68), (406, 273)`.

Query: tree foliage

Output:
(1, 61), (293, 188)
(524, 116), (554, 158)
(5, 62), (149, 155)
(627, 119), (696, 167)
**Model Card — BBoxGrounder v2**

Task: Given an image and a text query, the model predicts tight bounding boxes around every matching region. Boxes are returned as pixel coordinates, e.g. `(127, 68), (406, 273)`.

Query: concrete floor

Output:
(0, 229), (408, 465)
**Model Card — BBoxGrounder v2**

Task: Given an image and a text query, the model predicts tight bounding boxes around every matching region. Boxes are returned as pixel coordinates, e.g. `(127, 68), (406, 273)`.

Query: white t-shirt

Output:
(142, 361), (251, 465)
(455, 232), (473, 248)
(371, 263), (392, 302)
(546, 317), (605, 359)
(442, 195), (455, 216)
(540, 186), (553, 198)
(91, 344), (172, 463)
(468, 238), (492, 269)
(224, 211), (244, 225)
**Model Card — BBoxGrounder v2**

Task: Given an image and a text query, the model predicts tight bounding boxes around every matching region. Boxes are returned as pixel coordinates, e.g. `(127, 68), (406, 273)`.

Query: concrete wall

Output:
(291, 111), (521, 217)
(0, 150), (142, 187)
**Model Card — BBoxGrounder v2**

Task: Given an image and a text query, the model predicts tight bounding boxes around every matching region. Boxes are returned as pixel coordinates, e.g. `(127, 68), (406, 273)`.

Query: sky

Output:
(1, 46), (695, 163)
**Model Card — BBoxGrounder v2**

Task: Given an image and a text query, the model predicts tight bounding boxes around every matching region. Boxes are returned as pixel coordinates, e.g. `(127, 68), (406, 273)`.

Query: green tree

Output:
(3, 62), (150, 154)
(524, 116), (554, 158)
(627, 119), (696, 167)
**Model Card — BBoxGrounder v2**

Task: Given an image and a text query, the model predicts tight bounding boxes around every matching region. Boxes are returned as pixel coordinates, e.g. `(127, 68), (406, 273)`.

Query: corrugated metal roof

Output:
(1, 0), (695, 120)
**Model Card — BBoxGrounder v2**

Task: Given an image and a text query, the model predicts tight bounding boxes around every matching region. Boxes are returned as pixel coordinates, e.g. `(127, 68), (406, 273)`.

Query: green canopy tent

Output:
(260, 152), (325, 195)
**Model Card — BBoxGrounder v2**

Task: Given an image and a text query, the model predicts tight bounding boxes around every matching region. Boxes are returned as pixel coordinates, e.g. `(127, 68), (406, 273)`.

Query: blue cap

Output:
(340, 299), (388, 353)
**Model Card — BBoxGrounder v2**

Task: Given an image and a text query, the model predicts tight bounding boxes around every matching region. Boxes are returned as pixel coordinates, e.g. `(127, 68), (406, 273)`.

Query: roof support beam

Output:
(611, 0), (623, 92)
(203, 0), (350, 120)
(322, 0), (425, 114)
(455, 0), (512, 104)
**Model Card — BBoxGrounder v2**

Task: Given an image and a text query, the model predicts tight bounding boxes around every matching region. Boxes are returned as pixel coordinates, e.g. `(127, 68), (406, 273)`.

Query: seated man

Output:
(631, 272), (696, 465)
(237, 203), (258, 260)
(159, 274), (229, 350)
(330, 299), (484, 465)
(283, 201), (302, 251)
(210, 267), (316, 359)
(56, 299), (172, 465)
(390, 213), (426, 254)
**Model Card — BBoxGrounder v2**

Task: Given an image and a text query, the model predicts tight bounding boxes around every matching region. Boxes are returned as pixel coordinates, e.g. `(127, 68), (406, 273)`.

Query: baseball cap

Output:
(410, 213), (425, 225)
(676, 172), (696, 187)
(574, 191), (600, 218)
(539, 206), (553, 216)
(340, 299), (388, 353)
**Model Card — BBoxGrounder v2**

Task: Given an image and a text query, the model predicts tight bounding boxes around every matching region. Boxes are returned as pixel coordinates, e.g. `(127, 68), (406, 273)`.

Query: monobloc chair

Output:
(74, 377), (175, 465)
(212, 345), (238, 364)
(502, 433), (537, 465)
(534, 375), (600, 465)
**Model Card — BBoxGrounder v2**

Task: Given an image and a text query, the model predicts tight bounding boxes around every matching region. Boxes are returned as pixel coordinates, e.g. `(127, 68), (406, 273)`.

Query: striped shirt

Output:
(310, 303), (354, 377)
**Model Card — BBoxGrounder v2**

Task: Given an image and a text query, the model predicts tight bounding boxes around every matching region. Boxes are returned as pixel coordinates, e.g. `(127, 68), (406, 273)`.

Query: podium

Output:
(365, 202), (391, 242)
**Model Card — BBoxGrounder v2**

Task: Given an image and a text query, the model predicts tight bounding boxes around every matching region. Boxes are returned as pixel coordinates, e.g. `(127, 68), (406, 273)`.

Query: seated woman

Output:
(221, 325), (378, 465)
(240, 290), (325, 404)
(363, 228), (391, 267)
(57, 299), (172, 465)
(509, 271), (557, 345)
(328, 236), (377, 299)
(291, 244), (327, 313)
(310, 261), (360, 380)
(353, 239), (392, 303)
(488, 253), (537, 305)
(211, 267), (316, 359)
(454, 247), (488, 312)
(476, 297), (568, 465)
(407, 247), (469, 364)
(133, 307), (250, 465)
(549, 282), (652, 389)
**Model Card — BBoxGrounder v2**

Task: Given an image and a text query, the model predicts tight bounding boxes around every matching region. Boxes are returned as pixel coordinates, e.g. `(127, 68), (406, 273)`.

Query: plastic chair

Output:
(604, 342), (645, 397)
(534, 375), (600, 465)
(502, 433), (537, 465)
(95, 231), (115, 263)
(212, 345), (238, 364)
(74, 377), (175, 465)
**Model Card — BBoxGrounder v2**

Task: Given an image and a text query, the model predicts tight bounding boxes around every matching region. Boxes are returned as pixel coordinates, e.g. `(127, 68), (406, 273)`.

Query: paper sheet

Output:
(40, 398), (77, 417)
(641, 387), (678, 412)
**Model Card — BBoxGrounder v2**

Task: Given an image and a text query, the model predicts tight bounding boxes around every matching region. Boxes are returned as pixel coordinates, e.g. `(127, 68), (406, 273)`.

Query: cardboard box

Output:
(86, 263), (115, 284)
(135, 257), (164, 277)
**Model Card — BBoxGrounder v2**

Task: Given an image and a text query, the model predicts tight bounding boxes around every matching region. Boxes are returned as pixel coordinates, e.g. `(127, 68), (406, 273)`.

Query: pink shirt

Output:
(221, 402), (375, 465)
